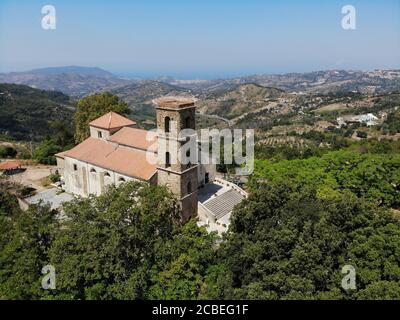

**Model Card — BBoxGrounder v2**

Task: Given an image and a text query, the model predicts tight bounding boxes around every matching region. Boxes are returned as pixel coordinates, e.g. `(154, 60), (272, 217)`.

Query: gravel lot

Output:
(7, 164), (57, 191)
(25, 188), (74, 211)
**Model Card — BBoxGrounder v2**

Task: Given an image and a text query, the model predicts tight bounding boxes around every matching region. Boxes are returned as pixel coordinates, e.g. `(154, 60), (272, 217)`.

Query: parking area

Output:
(25, 188), (74, 210)
(6, 163), (57, 191)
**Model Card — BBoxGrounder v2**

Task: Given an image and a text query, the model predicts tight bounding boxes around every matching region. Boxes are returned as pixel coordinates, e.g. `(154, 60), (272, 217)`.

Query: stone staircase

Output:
(203, 188), (246, 220)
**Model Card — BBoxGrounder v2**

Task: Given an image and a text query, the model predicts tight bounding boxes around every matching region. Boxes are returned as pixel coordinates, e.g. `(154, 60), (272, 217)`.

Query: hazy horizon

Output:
(1, 65), (400, 81)
(1, 0), (399, 78)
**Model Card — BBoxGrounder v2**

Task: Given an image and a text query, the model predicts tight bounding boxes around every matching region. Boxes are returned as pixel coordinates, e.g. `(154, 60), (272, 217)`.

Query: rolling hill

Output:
(0, 66), (133, 98)
(167, 70), (400, 94)
(111, 80), (189, 121)
(196, 83), (288, 119)
(0, 83), (75, 141)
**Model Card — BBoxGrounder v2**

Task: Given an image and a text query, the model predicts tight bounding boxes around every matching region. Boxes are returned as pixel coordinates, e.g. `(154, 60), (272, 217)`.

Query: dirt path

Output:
(230, 101), (279, 125)
(196, 112), (233, 126)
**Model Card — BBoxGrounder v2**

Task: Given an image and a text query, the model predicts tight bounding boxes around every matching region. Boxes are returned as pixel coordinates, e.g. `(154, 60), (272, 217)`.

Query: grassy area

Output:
(314, 103), (349, 114)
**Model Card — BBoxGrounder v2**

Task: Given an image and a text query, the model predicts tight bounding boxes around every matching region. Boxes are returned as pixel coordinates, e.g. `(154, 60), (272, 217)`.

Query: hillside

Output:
(168, 70), (400, 94)
(236, 90), (400, 161)
(0, 66), (133, 97)
(196, 83), (288, 119)
(111, 81), (189, 121)
(0, 83), (75, 141)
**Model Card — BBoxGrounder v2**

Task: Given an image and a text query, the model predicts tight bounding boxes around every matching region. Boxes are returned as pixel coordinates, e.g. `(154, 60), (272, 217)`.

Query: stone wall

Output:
(89, 126), (111, 140)
(181, 191), (198, 222)
(62, 157), (138, 197)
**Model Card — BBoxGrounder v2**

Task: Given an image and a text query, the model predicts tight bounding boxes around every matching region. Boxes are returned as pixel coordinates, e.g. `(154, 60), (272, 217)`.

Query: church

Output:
(55, 97), (216, 221)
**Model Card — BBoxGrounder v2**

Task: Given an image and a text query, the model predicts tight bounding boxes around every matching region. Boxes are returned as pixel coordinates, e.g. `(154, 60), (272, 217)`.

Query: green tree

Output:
(250, 150), (400, 208)
(74, 92), (129, 143)
(0, 203), (57, 300)
(205, 178), (400, 300)
(0, 181), (218, 300)
(49, 119), (74, 148)
(356, 281), (400, 300)
(33, 139), (62, 165)
(147, 220), (217, 299)
(0, 146), (17, 158)
(48, 182), (181, 299)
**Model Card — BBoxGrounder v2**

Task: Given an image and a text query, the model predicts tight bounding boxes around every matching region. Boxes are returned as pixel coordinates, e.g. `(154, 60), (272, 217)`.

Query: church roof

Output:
(108, 127), (157, 153)
(61, 137), (157, 181)
(89, 112), (136, 130)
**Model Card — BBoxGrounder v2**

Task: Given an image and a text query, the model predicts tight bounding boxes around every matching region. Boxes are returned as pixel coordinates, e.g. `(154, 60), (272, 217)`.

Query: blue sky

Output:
(0, 0), (399, 78)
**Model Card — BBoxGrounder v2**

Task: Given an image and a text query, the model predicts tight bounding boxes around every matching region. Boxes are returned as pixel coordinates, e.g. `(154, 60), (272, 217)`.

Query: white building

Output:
(337, 113), (379, 127)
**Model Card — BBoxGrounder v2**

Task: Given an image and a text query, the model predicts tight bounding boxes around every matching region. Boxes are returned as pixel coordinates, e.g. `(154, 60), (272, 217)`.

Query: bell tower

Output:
(154, 97), (198, 222)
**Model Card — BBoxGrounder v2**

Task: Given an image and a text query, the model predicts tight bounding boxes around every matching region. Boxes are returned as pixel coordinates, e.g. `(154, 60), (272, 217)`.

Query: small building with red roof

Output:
(0, 160), (22, 174)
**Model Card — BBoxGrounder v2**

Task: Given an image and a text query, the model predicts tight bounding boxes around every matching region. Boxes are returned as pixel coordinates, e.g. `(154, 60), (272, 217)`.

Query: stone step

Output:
(203, 189), (245, 220)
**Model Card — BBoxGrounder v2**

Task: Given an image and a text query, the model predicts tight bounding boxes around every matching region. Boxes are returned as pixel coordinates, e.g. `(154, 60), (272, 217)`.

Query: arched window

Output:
(186, 149), (191, 167)
(165, 152), (171, 167)
(184, 116), (191, 129)
(187, 181), (192, 194)
(104, 172), (110, 177)
(165, 116), (171, 133)
(90, 168), (97, 173)
(118, 177), (126, 182)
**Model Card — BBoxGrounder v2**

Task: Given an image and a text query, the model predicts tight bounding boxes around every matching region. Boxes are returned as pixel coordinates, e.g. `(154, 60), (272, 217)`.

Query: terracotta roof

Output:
(0, 160), (21, 170)
(108, 127), (157, 152)
(89, 112), (136, 130)
(55, 151), (67, 159)
(62, 138), (157, 181)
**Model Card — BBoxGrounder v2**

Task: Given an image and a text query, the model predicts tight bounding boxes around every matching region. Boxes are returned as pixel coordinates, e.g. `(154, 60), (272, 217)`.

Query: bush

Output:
(49, 173), (60, 183)
(17, 186), (36, 198)
(0, 146), (17, 158)
(33, 139), (62, 165)
(356, 131), (368, 139)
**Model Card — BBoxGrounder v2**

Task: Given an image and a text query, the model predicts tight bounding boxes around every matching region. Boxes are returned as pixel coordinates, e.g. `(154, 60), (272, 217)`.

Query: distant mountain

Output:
(111, 80), (190, 119)
(0, 83), (75, 141)
(111, 80), (291, 122)
(0, 66), (133, 97)
(1, 67), (398, 99)
(167, 70), (400, 94)
(28, 66), (114, 77)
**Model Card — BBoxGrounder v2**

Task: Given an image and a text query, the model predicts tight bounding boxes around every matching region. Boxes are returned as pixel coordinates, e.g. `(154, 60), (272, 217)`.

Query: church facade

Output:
(55, 97), (216, 221)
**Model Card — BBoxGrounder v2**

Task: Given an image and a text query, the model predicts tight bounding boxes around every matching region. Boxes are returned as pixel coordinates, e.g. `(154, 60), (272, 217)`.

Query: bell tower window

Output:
(165, 152), (171, 167)
(165, 116), (171, 133)
(185, 116), (191, 129)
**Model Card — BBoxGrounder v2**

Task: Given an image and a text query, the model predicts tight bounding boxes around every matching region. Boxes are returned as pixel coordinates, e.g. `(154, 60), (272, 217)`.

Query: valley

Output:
(1, 67), (399, 164)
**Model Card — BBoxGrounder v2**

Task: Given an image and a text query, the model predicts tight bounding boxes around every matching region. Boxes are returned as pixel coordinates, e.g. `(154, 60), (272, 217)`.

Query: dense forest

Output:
(0, 84), (74, 141)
